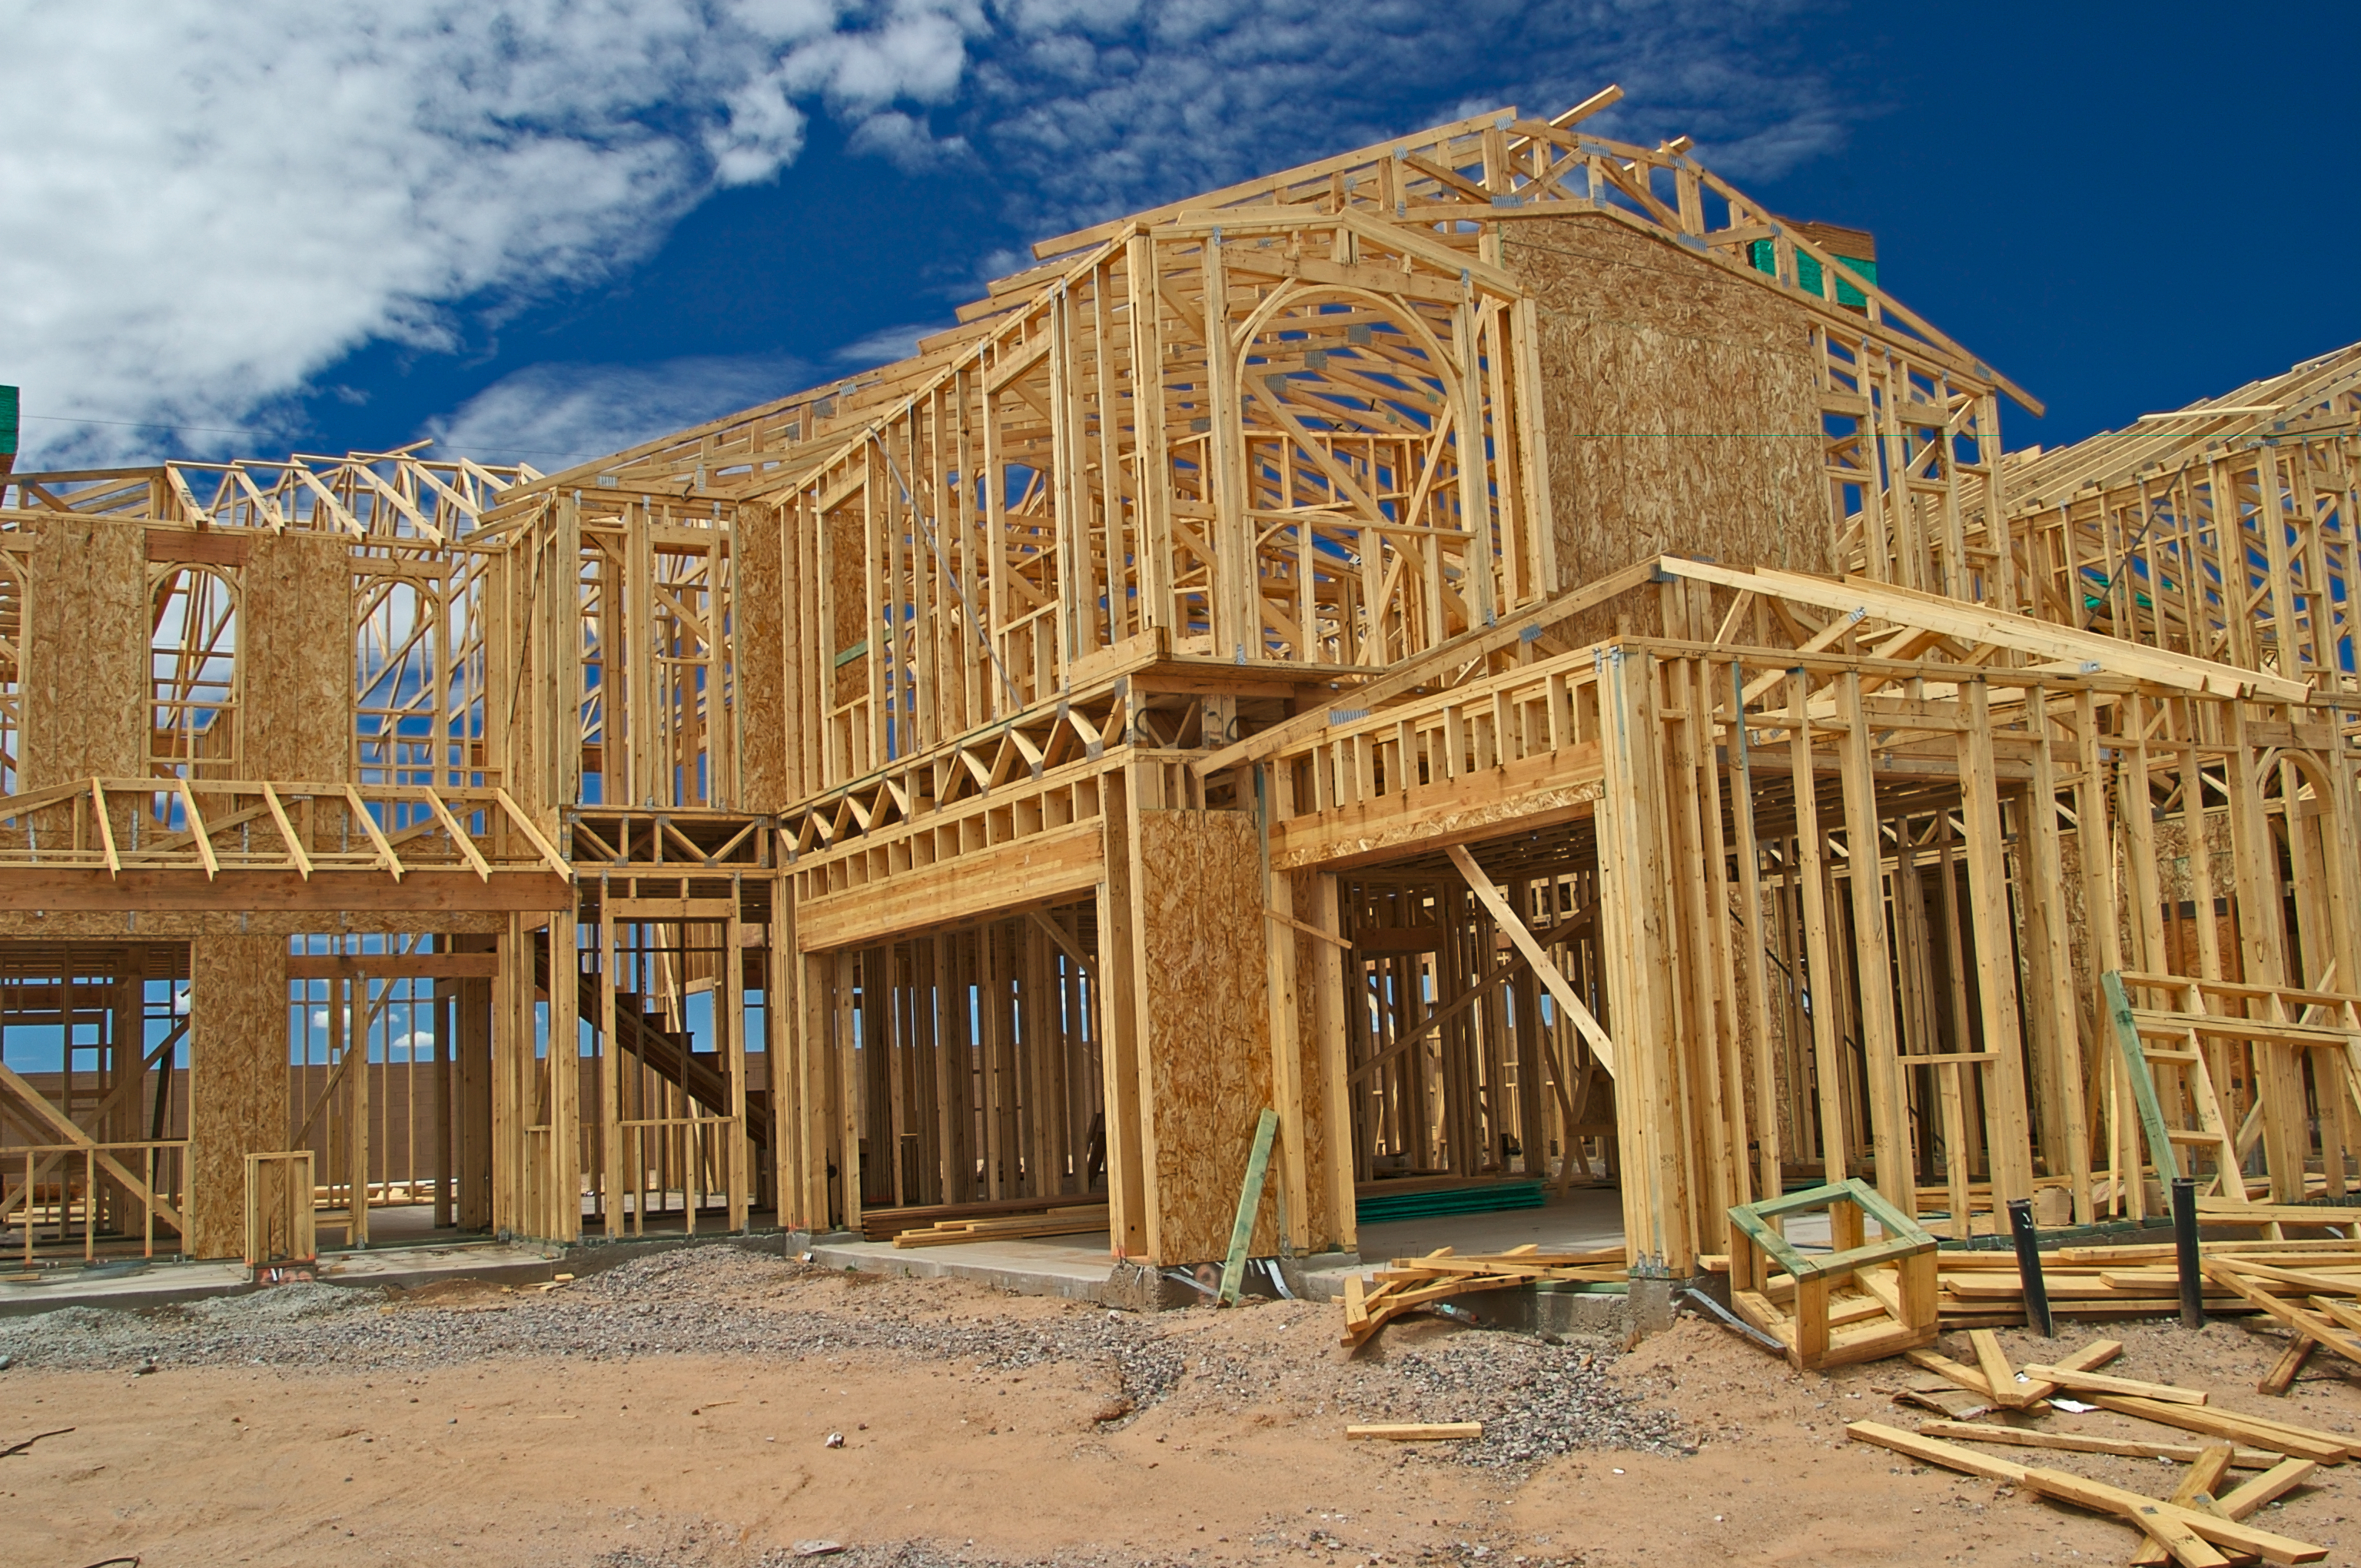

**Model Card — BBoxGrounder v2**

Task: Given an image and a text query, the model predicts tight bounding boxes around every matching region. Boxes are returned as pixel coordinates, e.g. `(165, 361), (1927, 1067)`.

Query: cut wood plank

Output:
(2216, 1457), (2319, 1515)
(2258, 1337), (2318, 1397)
(2202, 1261), (2361, 1368)
(1906, 1339), (2118, 1403)
(2089, 1396), (2350, 1463)
(1846, 1424), (2326, 1564)
(1910, 1423), (2283, 1469)
(2129, 1443), (2243, 1568)
(2171, 1442), (2240, 1504)
(2014, 1465), (2324, 1563)
(1345, 1422), (1483, 1441)
(2016, 1364), (2207, 1405)
(1971, 1329), (2034, 1408)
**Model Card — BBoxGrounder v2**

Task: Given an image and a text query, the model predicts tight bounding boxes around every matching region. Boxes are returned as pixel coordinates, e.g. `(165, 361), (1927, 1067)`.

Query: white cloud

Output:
(830, 321), (953, 370)
(427, 354), (815, 469)
(963, 0), (1848, 237)
(847, 109), (974, 171)
(2, 2), (1850, 469)
(0, 2), (986, 466)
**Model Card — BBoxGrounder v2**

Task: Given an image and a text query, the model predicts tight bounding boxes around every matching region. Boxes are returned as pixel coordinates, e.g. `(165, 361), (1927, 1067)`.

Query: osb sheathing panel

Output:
(243, 532), (353, 782)
(734, 507), (791, 812)
(1505, 214), (1828, 639)
(21, 516), (144, 789)
(1133, 808), (1273, 1265)
(185, 934), (290, 1258)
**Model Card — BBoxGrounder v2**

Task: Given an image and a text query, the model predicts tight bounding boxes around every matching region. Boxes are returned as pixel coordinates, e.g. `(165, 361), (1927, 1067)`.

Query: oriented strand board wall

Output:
(186, 934), (290, 1258)
(734, 507), (791, 810)
(243, 531), (351, 781)
(20, 516), (144, 789)
(1132, 808), (1273, 1264)
(1505, 214), (1829, 634)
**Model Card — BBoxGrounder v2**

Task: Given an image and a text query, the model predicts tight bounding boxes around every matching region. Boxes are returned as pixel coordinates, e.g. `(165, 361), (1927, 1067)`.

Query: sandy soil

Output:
(2, 1252), (2356, 1567)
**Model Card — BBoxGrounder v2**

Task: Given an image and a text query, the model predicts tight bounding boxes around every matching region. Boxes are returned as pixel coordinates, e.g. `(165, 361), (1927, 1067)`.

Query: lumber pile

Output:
(1931, 1240), (2361, 1334)
(888, 1204), (1111, 1247)
(1850, 1334), (2348, 1564)
(1339, 1244), (1623, 1349)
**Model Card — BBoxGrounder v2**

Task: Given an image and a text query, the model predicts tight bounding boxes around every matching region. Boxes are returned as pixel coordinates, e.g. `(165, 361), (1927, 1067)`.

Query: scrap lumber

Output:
(1905, 1337), (2121, 1404)
(1845, 1423), (2327, 1564)
(1345, 1422), (1482, 1440)
(890, 1204), (1111, 1247)
(1971, 1330), (2034, 1409)
(2088, 1396), (2352, 1463)
(1908, 1423), (2282, 1469)
(2200, 1261), (2361, 1369)
(2014, 1364), (2207, 1405)
(2257, 1337), (2319, 1397)
(2127, 1443), (2241, 1568)
(1337, 1246), (1625, 1349)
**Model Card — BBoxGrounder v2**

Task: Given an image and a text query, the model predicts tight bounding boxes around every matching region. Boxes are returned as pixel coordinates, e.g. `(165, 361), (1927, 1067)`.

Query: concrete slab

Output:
(0, 1257), (252, 1318)
(1, 1237), (565, 1318)
(803, 1231), (1119, 1303)
(319, 1241), (561, 1292)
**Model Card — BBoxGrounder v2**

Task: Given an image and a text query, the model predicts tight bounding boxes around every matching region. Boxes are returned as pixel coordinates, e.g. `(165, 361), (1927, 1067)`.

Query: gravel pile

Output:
(1390, 1332), (1689, 1467)
(0, 1241), (1682, 1480)
(0, 1244), (1185, 1413)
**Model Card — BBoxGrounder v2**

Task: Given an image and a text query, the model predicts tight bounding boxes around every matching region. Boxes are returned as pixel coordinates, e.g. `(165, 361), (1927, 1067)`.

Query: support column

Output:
(1595, 647), (1695, 1277)
(184, 935), (290, 1260)
(1124, 799), (1272, 1266)
(1096, 767), (1150, 1257)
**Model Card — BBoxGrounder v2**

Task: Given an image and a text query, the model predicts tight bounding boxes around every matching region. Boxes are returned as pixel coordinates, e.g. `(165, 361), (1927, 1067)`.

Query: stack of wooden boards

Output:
(858, 1196), (1113, 1244)
(1339, 1244), (1624, 1349)
(1932, 1240), (2361, 1340)
(1851, 1333), (2346, 1564)
(886, 1203), (1111, 1248)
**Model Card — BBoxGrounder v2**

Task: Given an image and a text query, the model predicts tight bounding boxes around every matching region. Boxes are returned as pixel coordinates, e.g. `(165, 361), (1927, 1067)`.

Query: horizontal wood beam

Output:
(0, 869), (573, 913)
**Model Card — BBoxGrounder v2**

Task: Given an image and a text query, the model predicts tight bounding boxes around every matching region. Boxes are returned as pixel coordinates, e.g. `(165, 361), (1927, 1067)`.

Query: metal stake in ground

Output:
(2173, 1176), (2204, 1328)
(2007, 1198), (2053, 1337)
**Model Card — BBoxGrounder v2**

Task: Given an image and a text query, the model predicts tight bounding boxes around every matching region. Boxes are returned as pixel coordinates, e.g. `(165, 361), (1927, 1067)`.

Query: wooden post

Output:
(722, 889), (749, 1233)
(1837, 670), (1909, 1214)
(1263, 792), (1311, 1254)
(548, 909), (580, 1242)
(1597, 647), (1692, 1274)
(769, 874), (795, 1231)
(1787, 672), (1845, 1181)
(599, 896), (622, 1234)
(1957, 681), (2036, 1206)
(1097, 766), (1150, 1257)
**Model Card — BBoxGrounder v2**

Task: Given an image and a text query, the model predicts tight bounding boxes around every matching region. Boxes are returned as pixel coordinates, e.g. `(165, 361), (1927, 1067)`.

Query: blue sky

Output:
(5, 1), (2356, 472)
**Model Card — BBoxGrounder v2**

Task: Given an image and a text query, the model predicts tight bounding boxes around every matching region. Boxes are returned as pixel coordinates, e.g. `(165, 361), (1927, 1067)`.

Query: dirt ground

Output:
(2, 1246), (2356, 1567)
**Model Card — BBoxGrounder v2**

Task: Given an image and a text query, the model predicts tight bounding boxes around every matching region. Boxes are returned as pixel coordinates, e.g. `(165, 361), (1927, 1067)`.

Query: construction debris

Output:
(888, 1205), (1112, 1248)
(1345, 1422), (1484, 1441)
(1339, 1245), (1624, 1350)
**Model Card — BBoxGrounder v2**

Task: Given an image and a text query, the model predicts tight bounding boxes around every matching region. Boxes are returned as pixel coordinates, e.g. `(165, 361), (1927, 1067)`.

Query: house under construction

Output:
(2, 88), (2356, 1314)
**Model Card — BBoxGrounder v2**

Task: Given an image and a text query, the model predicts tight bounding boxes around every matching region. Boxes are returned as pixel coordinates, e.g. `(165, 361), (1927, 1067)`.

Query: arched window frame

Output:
(149, 561), (241, 780)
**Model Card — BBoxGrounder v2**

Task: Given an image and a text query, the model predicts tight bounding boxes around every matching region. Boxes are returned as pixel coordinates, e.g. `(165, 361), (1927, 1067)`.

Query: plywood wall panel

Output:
(1131, 807), (1272, 1265)
(185, 933), (290, 1258)
(244, 531), (352, 782)
(734, 506), (791, 811)
(1505, 214), (1828, 639)
(21, 516), (144, 789)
